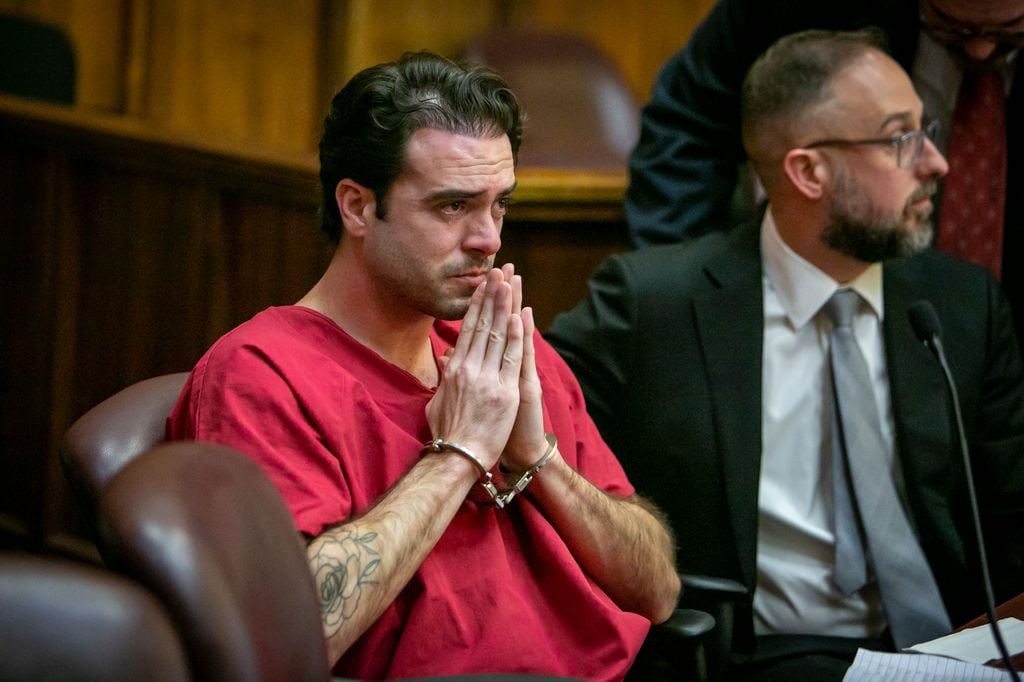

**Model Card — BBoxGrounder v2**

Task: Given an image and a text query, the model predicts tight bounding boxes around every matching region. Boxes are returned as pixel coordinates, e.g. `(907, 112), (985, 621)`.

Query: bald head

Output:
(740, 29), (889, 189)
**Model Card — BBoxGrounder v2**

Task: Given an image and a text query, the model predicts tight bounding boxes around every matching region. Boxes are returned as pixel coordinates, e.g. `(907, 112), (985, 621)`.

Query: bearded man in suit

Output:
(548, 29), (1024, 682)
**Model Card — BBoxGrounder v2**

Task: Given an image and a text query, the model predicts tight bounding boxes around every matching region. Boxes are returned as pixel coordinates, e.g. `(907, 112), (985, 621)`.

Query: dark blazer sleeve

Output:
(625, 0), (919, 248)
(544, 254), (638, 457)
(1000, 64), (1024, 345)
(964, 272), (1024, 603)
(625, 0), (752, 248)
(888, 253), (1024, 619)
(545, 231), (763, 592)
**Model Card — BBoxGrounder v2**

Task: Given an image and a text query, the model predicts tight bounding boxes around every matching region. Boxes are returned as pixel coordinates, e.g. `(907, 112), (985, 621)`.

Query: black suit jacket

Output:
(626, 0), (1024, 341)
(547, 220), (1024, 648)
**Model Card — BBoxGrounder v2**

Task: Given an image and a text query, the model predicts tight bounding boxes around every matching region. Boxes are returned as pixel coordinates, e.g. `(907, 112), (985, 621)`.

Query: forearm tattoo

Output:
(309, 529), (381, 634)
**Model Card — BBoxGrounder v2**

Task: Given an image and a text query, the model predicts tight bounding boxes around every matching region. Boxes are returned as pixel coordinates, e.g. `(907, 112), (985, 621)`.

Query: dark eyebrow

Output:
(426, 189), (482, 203)
(929, 4), (1024, 28)
(426, 182), (517, 203)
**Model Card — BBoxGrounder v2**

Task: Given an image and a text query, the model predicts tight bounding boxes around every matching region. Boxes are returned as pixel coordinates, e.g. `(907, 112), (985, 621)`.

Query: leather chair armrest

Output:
(680, 574), (749, 681)
(658, 607), (716, 638)
(628, 607), (716, 681)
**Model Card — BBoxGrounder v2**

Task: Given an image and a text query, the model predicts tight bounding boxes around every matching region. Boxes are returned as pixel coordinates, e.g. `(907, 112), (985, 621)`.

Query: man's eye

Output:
(442, 200), (466, 214)
(496, 197), (513, 214)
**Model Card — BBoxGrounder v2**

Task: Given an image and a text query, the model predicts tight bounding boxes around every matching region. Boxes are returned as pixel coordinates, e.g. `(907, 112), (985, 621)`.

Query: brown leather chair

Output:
(83, 396), (714, 680)
(97, 441), (332, 682)
(61, 372), (188, 533)
(0, 13), (76, 103)
(463, 27), (640, 171)
(0, 551), (189, 681)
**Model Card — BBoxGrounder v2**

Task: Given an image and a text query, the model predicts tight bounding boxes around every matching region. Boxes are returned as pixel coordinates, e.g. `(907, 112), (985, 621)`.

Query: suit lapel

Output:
(693, 223), (765, 588)
(882, 261), (953, 518)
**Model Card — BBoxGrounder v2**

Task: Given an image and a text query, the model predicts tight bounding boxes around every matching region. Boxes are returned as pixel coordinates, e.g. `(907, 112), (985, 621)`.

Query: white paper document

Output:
(908, 618), (1024, 665)
(842, 649), (1016, 682)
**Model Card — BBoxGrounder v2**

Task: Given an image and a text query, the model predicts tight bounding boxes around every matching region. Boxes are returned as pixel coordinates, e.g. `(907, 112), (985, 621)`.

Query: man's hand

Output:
(490, 268), (681, 623)
(499, 264), (549, 472)
(425, 268), (524, 470)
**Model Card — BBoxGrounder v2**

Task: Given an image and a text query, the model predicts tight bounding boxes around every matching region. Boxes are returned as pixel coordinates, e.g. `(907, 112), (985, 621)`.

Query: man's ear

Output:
(782, 148), (829, 201)
(335, 179), (376, 238)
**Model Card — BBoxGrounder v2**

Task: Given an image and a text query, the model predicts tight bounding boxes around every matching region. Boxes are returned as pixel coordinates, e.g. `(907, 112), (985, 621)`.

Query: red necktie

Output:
(937, 69), (1007, 280)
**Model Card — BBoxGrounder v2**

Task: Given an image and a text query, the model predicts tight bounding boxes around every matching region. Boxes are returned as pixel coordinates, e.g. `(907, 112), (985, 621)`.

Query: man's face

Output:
(816, 51), (948, 263)
(919, 0), (1024, 65)
(362, 127), (515, 321)
(823, 167), (937, 262)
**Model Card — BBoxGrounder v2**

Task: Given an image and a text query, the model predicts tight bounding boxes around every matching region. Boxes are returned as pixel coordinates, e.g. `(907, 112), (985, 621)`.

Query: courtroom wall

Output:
(2, 0), (715, 154)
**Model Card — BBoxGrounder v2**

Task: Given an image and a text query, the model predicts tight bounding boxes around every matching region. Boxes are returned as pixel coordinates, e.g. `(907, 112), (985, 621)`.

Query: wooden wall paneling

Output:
(69, 167), (209, 388)
(219, 194), (331, 321)
(506, 0), (717, 102)
(38, 149), (89, 555)
(7, 0), (719, 152)
(176, 181), (234, 357)
(62, 0), (131, 111)
(0, 96), (320, 552)
(31, 148), (327, 553)
(329, 0), (371, 90)
(40, 160), (221, 554)
(12, 0), (132, 111)
(313, 0), (341, 129)
(332, 0), (500, 86)
(28, 139), (324, 419)
(42, 185), (321, 554)
(243, 0), (323, 153)
(317, 0), (503, 141)
(504, 219), (629, 331)
(40, 148), (86, 554)
(123, 0), (152, 116)
(0, 144), (66, 544)
(143, 0), (323, 153)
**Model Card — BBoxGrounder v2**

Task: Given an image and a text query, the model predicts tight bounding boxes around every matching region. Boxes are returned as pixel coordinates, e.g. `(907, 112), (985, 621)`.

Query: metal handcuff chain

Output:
(420, 432), (558, 509)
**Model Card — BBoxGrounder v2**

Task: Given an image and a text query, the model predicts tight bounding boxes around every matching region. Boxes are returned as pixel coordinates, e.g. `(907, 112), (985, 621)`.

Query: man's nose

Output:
(962, 36), (999, 62)
(465, 211), (502, 256)
(917, 136), (949, 179)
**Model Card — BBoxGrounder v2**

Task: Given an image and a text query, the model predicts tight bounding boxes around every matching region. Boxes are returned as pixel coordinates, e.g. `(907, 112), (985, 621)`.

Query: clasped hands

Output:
(425, 264), (551, 494)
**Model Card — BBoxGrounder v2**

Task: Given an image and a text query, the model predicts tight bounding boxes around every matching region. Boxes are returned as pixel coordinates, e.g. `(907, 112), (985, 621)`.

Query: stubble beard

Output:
(433, 295), (472, 321)
(367, 235), (491, 321)
(822, 172), (936, 263)
(430, 257), (496, 321)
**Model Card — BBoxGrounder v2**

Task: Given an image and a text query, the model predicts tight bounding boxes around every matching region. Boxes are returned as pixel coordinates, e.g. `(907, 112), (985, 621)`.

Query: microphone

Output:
(908, 300), (1019, 680)
(907, 300), (943, 356)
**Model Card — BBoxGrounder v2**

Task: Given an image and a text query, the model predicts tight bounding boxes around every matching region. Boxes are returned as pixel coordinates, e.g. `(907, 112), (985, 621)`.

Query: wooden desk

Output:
(0, 94), (630, 557)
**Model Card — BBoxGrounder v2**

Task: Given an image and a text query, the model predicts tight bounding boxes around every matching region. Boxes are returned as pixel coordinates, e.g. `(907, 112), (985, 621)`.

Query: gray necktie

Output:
(825, 289), (952, 649)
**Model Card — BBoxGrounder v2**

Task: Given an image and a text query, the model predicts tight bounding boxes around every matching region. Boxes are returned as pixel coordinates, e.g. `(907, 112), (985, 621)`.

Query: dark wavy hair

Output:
(317, 51), (524, 242)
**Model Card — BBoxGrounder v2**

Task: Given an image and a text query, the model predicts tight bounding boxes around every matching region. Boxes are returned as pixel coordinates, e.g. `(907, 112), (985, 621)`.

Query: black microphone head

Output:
(908, 300), (943, 344)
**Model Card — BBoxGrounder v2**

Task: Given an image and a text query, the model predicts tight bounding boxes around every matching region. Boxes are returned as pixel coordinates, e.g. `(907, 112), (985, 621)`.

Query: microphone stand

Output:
(913, 302), (1020, 680)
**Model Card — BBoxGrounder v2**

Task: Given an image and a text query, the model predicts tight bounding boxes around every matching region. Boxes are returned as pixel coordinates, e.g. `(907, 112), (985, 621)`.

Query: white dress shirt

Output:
(753, 209), (895, 638)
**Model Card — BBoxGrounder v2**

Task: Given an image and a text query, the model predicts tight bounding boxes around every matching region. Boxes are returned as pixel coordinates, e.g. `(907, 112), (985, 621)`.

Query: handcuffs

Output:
(420, 432), (558, 509)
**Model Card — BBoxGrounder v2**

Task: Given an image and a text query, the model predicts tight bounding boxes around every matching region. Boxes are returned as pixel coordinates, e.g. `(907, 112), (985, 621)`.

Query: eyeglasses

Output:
(919, 2), (1024, 50)
(922, 22), (1024, 49)
(803, 119), (941, 169)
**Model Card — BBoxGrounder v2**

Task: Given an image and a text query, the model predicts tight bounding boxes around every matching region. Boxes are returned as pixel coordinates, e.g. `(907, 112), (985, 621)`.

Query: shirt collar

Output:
(760, 207), (884, 329)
